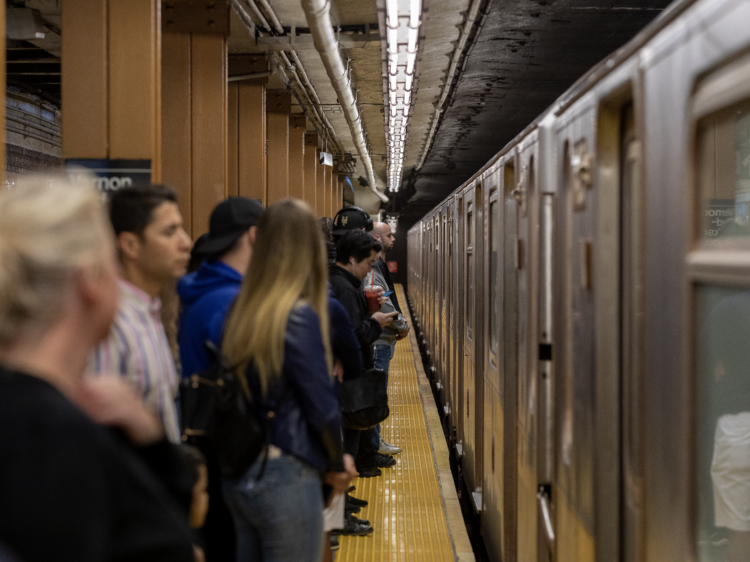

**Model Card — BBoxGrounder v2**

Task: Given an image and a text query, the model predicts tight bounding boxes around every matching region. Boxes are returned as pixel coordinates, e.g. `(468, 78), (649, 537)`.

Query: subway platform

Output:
(338, 285), (474, 562)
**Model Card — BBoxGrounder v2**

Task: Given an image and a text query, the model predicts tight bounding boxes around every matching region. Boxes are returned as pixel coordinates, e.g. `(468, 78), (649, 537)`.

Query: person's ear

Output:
(247, 226), (258, 246)
(117, 232), (141, 262)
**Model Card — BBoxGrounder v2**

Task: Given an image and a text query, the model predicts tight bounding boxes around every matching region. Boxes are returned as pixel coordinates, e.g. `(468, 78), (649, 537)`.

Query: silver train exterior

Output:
(406, 0), (750, 560)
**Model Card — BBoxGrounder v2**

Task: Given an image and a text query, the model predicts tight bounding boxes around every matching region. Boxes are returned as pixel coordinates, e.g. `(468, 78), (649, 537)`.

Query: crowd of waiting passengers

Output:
(0, 176), (410, 562)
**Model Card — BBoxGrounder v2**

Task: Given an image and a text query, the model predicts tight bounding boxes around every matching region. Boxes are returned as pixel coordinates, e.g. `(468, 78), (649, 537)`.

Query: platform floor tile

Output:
(338, 286), (456, 562)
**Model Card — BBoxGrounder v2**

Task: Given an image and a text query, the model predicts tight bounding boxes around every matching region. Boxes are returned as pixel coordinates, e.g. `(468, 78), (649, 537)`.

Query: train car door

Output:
(462, 182), (483, 495)
(552, 111), (598, 562)
(440, 205), (450, 404)
(454, 193), (466, 452)
(517, 148), (540, 562)
(501, 160), (520, 559)
(482, 172), (504, 561)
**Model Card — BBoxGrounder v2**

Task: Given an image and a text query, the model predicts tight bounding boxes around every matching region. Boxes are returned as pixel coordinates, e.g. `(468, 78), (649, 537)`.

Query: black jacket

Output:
(329, 264), (382, 370)
(377, 258), (402, 314)
(0, 368), (194, 562)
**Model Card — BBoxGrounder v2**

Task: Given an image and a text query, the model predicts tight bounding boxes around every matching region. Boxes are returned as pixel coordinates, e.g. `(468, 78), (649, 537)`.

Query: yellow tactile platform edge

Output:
(338, 285), (475, 562)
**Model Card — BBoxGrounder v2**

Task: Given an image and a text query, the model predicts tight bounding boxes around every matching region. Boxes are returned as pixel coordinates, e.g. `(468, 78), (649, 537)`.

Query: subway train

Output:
(405, 0), (750, 560)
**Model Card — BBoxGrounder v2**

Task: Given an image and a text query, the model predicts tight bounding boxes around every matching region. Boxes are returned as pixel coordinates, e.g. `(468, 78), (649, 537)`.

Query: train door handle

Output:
(536, 486), (555, 548)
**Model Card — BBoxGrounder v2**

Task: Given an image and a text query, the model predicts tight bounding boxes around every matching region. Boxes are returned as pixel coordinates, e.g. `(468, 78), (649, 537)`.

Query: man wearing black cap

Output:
(332, 206), (373, 241)
(177, 197), (264, 380)
(176, 197), (263, 562)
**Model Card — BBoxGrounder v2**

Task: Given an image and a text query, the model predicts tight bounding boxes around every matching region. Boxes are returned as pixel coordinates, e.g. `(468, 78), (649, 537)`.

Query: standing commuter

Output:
(178, 197), (264, 379)
(329, 230), (398, 477)
(89, 184), (192, 443)
(371, 222), (405, 315)
(0, 177), (195, 562)
(363, 225), (410, 456)
(221, 199), (356, 562)
(177, 197), (263, 562)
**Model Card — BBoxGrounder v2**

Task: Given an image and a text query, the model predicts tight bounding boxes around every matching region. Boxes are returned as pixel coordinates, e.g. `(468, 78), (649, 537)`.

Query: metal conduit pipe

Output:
(301, 0), (388, 203)
(244, 0), (343, 155)
(415, 0), (491, 170)
(278, 51), (343, 154)
(256, 0), (284, 34)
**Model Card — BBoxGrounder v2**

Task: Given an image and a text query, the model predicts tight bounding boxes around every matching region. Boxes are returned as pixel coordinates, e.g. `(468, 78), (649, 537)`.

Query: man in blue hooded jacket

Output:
(177, 197), (264, 380)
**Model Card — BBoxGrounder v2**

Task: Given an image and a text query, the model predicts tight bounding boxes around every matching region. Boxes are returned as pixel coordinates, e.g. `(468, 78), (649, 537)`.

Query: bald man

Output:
(366, 223), (410, 456)
(371, 222), (403, 315)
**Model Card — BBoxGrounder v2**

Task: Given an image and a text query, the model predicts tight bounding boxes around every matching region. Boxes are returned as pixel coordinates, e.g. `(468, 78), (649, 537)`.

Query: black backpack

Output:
(180, 342), (270, 479)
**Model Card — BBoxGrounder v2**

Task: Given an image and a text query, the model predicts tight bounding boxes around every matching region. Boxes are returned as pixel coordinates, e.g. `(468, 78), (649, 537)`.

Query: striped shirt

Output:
(89, 279), (181, 443)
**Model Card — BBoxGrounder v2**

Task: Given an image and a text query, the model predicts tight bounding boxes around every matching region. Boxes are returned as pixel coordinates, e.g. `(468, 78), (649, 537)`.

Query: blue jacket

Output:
(177, 261), (242, 379)
(245, 305), (344, 473)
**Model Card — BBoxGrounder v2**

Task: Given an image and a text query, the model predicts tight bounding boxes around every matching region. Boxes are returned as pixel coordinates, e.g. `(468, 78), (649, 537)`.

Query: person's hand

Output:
(193, 546), (206, 562)
(397, 322), (411, 341)
(74, 376), (165, 446)
(372, 310), (398, 328)
(378, 295), (389, 306)
(333, 358), (344, 383)
(324, 454), (357, 495)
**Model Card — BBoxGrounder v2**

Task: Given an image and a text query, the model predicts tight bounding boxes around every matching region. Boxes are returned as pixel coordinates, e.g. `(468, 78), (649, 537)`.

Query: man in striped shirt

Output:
(90, 185), (192, 443)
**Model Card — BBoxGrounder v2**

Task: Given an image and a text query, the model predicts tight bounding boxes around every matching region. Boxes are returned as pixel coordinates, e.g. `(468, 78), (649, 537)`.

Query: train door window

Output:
(692, 66), (750, 561)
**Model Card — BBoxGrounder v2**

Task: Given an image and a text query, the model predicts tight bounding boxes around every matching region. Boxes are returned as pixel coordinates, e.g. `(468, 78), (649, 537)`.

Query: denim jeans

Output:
(372, 343), (396, 449)
(222, 450), (324, 562)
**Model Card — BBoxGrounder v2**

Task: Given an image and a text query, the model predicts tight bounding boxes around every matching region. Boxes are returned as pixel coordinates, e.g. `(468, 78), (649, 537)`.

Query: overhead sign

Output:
(66, 159), (151, 193)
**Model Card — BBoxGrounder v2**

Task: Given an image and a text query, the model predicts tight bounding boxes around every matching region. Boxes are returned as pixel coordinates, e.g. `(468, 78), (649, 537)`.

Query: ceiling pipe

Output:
(240, 0), (344, 155)
(415, 0), (492, 170)
(301, 0), (388, 203)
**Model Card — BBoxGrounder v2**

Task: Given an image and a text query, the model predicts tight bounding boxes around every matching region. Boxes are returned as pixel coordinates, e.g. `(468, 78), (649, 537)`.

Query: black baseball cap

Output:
(196, 197), (264, 258)
(332, 206), (373, 236)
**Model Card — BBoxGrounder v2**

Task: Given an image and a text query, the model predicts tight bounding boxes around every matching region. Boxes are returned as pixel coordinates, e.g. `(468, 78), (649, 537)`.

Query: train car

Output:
(407, 0), (750, 560)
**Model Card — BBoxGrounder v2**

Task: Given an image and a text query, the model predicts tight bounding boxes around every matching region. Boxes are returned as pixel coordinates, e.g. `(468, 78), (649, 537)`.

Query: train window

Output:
(490, 200), (499, 353)
(695, 283), (750, 561)
(697, 100), (750, 245)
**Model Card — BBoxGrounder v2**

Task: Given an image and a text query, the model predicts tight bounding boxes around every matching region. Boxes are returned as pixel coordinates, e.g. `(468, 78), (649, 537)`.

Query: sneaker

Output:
(346, 495), (368, 508)
(357, 466), (382, 478)
(334, 518), (374, 536)
(374, 453), (397, 468)
(379, 439), (402, 455)
(330, 534), (340, 551)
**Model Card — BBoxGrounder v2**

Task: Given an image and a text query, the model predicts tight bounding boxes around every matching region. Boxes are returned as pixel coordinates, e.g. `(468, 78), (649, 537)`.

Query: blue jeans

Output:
(372, 343), (395, 449)
(223, 451), (324, 562)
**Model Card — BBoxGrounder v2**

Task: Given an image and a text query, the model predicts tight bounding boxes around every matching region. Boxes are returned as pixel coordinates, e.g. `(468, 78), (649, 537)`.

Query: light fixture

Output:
(385, 0), (423, 193)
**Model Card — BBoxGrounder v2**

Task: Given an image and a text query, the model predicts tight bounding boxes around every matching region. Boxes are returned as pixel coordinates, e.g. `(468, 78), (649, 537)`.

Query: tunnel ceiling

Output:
(6, 0), (672, 220)
(394, 0), (671, 222)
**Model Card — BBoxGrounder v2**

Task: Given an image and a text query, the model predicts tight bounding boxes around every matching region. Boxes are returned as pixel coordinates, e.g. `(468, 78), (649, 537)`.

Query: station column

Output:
(267, 90), (291, 205)
(62, 0), (161, 179)
(289, 115), (306, 201)
(160, 4), (229, 237)
(304, 132), (318, 211)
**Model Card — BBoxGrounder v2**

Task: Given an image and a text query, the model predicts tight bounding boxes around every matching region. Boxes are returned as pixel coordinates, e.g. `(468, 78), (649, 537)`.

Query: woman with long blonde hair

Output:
(222, 199), (353, 562)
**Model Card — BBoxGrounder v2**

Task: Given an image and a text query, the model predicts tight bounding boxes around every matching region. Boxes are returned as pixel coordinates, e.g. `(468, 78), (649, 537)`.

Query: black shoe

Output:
(346, 495), (368, 508)
(346, 485), (356, 493)
(357, 466), (382, 478)
(330, 534), (340, 551)
(374, 453), (396, 468)
(349, 514), (370, 526)
(345, 503), (361, 514)
(334, 519), (373, 536)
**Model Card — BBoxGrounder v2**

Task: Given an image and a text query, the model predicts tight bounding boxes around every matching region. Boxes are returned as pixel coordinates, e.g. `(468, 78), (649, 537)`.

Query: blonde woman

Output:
(222, 199), (355, 562)
(0, 177), (195, 561)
